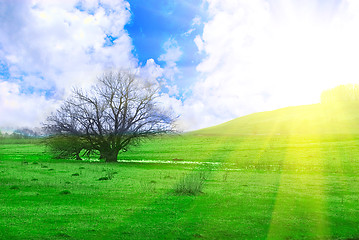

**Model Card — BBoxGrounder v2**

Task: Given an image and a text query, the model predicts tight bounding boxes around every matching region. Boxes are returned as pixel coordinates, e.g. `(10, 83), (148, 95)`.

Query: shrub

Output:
(44, 135), (87, 160)
(100, 168), (115, 180)
(98, 177), (109, 181)
(56, 233), (71, 238)
(9, 185), (20, 190)
(59, 190), (71, 195)
(174, 171), (207, 196)
(139, 179), (156, 192)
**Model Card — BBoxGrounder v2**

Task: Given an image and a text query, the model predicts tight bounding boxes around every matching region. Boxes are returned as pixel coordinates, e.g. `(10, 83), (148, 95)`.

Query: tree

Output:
(321, 84), (359, 104)
(13, 127), (42, 138)
(45, 135), (89, 160)
(44, 70), (175, 162)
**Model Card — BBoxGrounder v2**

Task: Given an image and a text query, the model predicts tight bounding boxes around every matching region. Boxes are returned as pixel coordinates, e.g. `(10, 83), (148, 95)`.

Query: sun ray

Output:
(266, 100), (357, 238)
(266, 134), (329, 239)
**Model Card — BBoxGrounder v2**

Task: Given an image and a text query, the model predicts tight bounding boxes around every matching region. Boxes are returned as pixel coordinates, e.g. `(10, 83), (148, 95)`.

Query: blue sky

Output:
(127, 0), (203, 62)
(0, 0), (359, 130)
(126, 0), (206, 93)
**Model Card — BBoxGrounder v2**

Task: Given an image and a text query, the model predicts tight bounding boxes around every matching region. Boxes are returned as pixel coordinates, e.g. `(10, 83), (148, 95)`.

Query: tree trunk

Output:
(101, 149), (119, 162)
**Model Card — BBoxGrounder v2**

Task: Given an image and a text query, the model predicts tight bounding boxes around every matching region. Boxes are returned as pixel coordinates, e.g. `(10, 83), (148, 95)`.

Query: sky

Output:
(1, 0), (359, 131)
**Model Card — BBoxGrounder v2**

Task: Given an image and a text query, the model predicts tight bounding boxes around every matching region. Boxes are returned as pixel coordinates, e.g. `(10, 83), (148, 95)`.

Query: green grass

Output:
(1, 103), (359, 239)
(1, 133), (359, 239)
(194, 103), (359, 135)
(119, 134), (359, 174)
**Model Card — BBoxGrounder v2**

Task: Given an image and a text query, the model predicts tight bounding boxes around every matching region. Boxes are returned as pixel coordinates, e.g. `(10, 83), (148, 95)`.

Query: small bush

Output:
(164, 175), (175, 179)
(31, 178), (38, 181)
(100, 168), (115, 180)
(174, 172), (206, 196)
(98, 177), (109, 181)
(56, 233), (71, 238)
(9, 185), (20, 190)
(139, 180), (156, 192)
(193, 233), (203, 238)
(71, 173), (80, 176)
(59, 190), (71, 195)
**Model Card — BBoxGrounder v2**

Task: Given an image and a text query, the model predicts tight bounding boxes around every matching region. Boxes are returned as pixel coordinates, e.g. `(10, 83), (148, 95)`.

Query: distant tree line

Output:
(0, 128), (43, 139)
(321, 84), (359, 104)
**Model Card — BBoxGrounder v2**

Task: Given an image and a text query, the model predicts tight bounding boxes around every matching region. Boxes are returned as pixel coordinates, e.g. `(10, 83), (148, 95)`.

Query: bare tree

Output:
(44, 70), (175, 162)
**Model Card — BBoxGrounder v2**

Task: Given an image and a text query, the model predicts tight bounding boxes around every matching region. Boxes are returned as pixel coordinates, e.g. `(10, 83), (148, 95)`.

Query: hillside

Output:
(193, 103), (359, 135)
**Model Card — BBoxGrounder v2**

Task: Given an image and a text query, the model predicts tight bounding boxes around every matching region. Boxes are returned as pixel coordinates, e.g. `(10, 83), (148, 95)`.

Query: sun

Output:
(246, 1), (359, 108)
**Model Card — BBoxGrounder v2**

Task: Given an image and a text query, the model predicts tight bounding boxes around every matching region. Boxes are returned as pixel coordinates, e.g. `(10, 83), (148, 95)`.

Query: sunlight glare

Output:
(247, 1), (359, 107)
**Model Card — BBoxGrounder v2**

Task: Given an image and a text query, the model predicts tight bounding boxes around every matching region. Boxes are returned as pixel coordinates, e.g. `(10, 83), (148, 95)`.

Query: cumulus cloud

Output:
(0, 81), (56, 127)
(3, 0), (359, 132)
(180, 0), (359, 130)
(0, 0), (136, 128)
(0, 0), (185, 130)
(156, 37), (183, 98)
(140, 59), (164, 81)
(158, 37), (182, 82)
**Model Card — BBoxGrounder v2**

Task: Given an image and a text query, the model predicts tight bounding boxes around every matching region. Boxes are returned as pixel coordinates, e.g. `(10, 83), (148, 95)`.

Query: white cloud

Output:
(158, 37), (182, 82)
(183, 28), (195, 36)
(0, 0), (136, 128)
(4, 0), (359, 132)
(192, 16), (202, 26)
(183, 16), (202, 36)
(140, 59), (164, 81)
(0, 0), (185, 131)
(156, 37), (184, 99)
(180, 0), (359, 130)
(157, 93), (185, 130)
(0, 81), (56, 128)
(194, 35), (204, 52)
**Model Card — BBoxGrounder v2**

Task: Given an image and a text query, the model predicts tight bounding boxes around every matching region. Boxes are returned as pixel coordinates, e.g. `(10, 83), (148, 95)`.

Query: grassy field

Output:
(195, 103), (359, 135)
(1, 133), (359, 239)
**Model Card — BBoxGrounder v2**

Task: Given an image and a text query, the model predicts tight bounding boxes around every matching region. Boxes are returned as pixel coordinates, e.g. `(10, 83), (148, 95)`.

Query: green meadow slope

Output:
(1, 103), (359, 239)
(193, 103), (359, 135)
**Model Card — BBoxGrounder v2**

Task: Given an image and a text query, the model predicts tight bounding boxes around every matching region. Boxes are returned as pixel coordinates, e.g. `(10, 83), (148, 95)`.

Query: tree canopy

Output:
(321, 84), (359, 104)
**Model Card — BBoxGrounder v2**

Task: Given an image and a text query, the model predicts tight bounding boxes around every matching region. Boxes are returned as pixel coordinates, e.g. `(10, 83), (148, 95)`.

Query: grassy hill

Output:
(2, 103), (359, 239)
(193, 103), (359, 135)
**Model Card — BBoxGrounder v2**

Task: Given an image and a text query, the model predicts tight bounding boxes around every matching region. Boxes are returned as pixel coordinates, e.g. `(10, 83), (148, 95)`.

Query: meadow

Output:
(1, 133), (359, 239)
